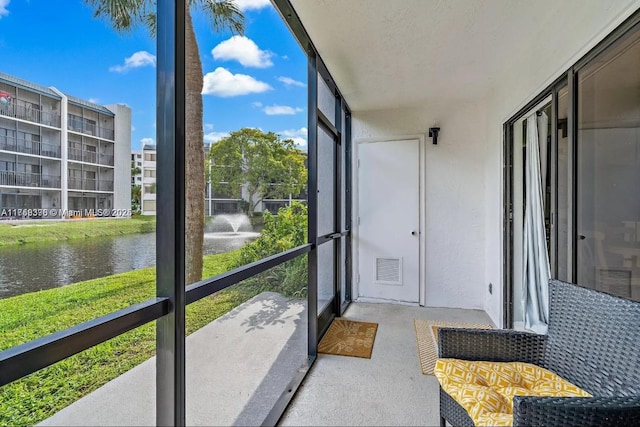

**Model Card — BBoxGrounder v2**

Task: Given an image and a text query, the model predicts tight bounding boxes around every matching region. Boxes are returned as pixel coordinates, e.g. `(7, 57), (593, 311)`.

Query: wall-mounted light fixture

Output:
(429, 127), (440, 145)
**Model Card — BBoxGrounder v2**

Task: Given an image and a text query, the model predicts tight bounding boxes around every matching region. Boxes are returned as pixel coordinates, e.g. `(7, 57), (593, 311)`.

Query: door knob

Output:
(411, 231), (417, 236)
(579, 235), (586, 240)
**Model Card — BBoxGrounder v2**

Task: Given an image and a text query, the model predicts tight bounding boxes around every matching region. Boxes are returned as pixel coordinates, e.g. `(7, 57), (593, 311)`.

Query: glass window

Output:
(317, 73), (335, 123)
(317, 126), (336, 236)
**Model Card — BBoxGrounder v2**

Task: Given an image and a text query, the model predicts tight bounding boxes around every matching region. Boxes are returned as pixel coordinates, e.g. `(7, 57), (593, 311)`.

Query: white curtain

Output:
(522, 112), (550, 334)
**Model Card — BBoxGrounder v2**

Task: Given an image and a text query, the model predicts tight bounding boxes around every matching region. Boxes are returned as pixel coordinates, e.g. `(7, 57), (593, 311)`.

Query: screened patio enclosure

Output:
(1, 0), (640, 425)
(1, 0), (352, 424)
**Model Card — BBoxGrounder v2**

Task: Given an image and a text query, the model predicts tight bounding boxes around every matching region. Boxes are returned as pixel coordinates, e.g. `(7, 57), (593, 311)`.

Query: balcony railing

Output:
(68, 177), (114, 192)
(0, 171), (61, 188)
(101, 154), (114, 166)
(99, 180), (114, 191)
(0, 100), (61, 127)
(68, 148), (96, 164)
(68, 177), (94, 191)
(68, 148), (114, 166)
(67, 120), (115, 141)
(0, 136), (61, 158)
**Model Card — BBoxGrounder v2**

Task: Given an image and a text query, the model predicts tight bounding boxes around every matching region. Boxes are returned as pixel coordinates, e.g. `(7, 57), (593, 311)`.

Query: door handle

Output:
(579, 235), (586, 240)
(411, 231), (417, 236)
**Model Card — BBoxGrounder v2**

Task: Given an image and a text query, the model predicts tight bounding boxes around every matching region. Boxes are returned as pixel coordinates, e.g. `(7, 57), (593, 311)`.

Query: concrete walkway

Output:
(40, 292), (307, 426)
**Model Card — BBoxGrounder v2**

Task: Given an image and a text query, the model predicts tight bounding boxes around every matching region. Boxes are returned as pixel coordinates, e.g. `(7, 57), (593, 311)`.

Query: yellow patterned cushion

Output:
(434, 359), (591, 427)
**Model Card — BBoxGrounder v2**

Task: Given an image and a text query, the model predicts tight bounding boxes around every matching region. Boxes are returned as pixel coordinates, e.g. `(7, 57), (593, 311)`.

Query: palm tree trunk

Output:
(184, 7), (204, 284)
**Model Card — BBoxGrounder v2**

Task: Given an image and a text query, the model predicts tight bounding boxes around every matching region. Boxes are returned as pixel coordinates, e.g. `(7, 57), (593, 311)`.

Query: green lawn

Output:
(0, 250), (261, 426)
(0, 216), (156, 247)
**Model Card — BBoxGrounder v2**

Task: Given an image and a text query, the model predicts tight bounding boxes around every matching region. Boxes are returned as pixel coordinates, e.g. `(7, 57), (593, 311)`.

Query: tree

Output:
(131, 162), (142, 213)
(208, 128), (308, 216)
(87, 0), (244, 284)
(131, 184), (142, 213)
(131, 161), (141, 178)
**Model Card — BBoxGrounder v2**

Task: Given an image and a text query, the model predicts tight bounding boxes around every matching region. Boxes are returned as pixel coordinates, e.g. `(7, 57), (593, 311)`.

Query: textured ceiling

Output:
(288, 0), (627, 111)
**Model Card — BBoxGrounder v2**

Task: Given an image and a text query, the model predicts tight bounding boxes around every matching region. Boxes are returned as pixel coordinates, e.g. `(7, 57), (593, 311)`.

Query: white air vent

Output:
(375, 257), (402, 285)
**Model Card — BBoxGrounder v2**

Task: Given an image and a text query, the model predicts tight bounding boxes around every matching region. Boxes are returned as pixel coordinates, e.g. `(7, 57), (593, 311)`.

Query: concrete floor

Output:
(279, 302), (493, 426)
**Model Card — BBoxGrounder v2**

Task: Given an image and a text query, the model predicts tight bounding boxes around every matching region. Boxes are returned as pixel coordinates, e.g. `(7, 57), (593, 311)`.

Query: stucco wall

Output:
(106, 104), (132, 213)
(353, 100), (487, 310)
(352, 1), (640, 324)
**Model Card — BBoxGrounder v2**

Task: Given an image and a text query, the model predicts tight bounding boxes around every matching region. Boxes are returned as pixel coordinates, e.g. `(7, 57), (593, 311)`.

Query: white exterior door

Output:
(357, 139), (421, 303)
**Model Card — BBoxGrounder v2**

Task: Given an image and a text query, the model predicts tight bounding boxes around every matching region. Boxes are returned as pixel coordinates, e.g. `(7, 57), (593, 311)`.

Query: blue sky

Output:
(0, 0), (308, 150)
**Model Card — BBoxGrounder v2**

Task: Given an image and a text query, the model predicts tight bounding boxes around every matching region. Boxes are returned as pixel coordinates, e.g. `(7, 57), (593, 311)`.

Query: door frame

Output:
(505, 94), (556, 330)
(353, 134), (427, 306)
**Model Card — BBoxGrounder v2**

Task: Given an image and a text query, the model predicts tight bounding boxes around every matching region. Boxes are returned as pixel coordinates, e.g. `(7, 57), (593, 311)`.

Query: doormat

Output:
(413, 319), (493, 375)
(318, 319), (378, 359)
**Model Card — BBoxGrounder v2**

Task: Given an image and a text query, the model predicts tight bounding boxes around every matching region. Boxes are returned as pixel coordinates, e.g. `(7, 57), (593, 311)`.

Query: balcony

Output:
(100, 154), (114, 166)
(98, 180), (114, 192)
(67, 118), (114, 140)
(0, 170), (61, 188)
(67, 177), (113, 192)
(68, 148), (114, 166)
(0, 136), (61, 158)
(0, 100), (61, 127)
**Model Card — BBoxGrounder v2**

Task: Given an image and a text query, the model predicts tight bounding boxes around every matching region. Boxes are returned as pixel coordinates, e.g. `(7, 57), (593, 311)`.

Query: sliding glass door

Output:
(505, 13), (640, 327)
(576, 22), (640, 300)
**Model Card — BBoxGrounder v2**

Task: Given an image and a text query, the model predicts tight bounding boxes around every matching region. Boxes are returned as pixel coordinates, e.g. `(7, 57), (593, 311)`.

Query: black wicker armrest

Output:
(438, 328), (547, 364)
(512, 395), (640, 426)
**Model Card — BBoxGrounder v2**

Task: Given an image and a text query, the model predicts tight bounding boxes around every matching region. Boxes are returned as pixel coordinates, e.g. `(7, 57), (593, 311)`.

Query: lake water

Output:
(0, 231), (259, 299)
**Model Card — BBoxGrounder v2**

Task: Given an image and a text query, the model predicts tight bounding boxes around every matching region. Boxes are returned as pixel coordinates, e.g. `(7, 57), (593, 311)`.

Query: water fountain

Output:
(204, 214), (260, 239)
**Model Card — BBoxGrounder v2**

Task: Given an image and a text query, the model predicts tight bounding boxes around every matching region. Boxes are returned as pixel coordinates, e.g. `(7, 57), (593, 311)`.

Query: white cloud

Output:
(204, 131), (230, 143)
(278, 127), (308, 149)
(110, 51), (156, 73)
(203, 124), (229, 143)
(211, 36), (273, 68)
(141, 137), (154, 146)
(131, 125), (136, 132)
(88, 97), (100, 104)
(277, 76), (305, 87)
(202, 67), (272, 97)
(251, 101), (263, 108)
(263, 105), (303, 115)
(234, 0), (271, 11)
(0, 0), (9, 19)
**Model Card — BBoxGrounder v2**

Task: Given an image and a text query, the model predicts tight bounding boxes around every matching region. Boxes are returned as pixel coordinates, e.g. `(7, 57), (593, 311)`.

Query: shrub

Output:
(232, 202), (308, 297)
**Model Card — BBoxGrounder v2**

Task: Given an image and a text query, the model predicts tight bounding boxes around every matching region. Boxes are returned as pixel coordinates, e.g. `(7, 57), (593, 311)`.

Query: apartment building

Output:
(138, 142), (242, 216)
(140, 143), (156, 215)
(0, 73), (131, 218)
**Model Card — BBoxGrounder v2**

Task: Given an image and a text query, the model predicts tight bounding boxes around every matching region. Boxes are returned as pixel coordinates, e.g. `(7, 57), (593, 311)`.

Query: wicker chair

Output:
(437, 279), (640, 426)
